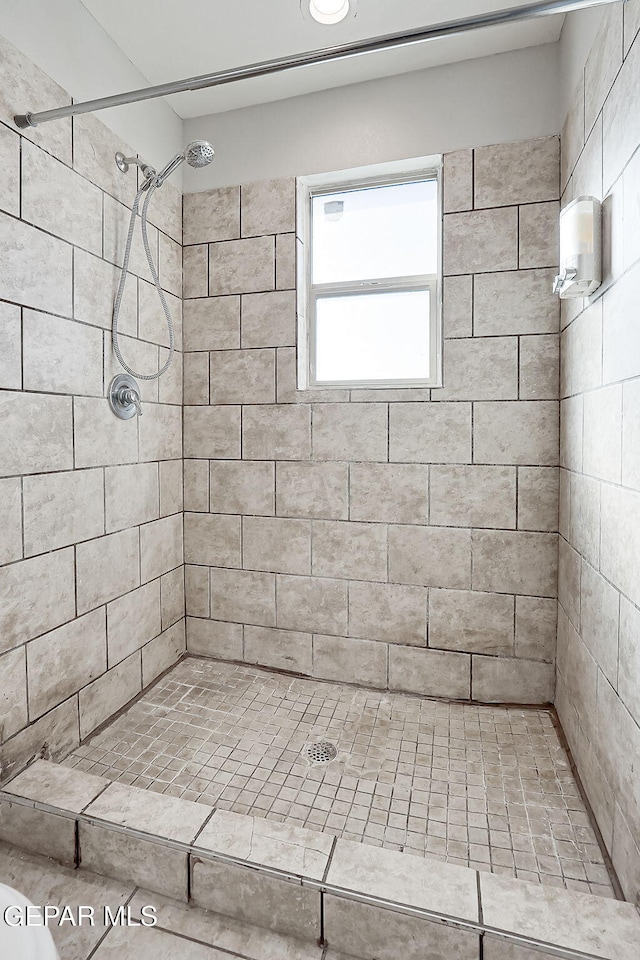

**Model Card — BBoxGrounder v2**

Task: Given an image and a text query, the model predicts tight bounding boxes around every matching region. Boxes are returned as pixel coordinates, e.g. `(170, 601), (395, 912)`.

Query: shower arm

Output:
(14, 0), (621, 129)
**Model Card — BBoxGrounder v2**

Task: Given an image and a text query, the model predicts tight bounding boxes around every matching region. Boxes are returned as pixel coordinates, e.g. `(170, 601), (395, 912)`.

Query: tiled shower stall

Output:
(1, 2), (640, 957)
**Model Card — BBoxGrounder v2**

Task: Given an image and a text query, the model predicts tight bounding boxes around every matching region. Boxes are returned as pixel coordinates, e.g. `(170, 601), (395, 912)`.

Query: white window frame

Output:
(297, 156), (443, 391)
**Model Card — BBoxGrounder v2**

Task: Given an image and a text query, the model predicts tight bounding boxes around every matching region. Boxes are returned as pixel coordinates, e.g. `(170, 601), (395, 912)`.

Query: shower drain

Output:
(305, 740), (338, 764)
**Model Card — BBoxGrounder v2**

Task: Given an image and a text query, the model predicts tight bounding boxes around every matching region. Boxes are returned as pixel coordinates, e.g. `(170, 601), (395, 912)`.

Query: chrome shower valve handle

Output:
(108, 374), (143, 420)
(121, 387), (143, 417)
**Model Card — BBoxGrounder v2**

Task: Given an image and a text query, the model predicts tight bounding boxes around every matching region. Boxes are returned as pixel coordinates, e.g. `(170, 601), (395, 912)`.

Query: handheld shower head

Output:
(185, 140), (215, 168)
(154, 139), (215, 186)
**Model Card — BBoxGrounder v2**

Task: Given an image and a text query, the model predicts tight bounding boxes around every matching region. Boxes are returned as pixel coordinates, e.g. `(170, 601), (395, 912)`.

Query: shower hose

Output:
(111, 177), (174, 380)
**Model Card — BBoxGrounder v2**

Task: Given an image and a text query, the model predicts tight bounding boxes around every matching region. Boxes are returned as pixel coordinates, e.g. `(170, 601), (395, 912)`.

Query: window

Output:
(297, 157), (442, 390)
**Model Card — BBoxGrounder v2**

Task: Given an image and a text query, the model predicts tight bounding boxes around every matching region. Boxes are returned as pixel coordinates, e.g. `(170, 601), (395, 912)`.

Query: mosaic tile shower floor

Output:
(64, 657), (615, 898)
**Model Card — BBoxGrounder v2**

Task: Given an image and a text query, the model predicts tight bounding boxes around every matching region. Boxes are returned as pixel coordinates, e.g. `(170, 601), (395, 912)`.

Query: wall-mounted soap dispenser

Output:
(553, 195), (602, 299)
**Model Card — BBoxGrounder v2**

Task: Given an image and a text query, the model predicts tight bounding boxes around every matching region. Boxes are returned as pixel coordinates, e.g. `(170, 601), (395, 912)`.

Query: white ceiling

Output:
(78, 0), (564, 117)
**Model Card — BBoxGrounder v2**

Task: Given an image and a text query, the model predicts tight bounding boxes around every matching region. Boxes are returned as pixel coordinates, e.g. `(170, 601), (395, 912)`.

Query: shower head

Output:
(154, 139), (215, 186)
(185, 140), (215, 168)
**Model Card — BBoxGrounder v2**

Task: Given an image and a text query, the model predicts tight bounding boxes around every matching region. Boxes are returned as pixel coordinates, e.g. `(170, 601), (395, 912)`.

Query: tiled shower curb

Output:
(0, 762), (638, 960)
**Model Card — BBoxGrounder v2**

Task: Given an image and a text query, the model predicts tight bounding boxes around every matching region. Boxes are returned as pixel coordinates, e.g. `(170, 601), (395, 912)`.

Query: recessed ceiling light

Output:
(306, 0), (351, 25)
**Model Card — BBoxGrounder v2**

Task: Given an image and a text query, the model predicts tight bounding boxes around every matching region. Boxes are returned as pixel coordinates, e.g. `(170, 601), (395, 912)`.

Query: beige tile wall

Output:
(182, 137), (560, 706)
(557, 2), (640, 902)
(0, 35), (185, 782)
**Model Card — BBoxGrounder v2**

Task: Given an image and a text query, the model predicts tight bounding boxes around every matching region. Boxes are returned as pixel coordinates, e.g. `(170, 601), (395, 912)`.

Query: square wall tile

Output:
(519, 201), (560, 269)
(276, 462), (348, 520)
(474, 269), (559, 337)
(443, 150), (473, 213)
(183, 296), (240, 351)
(76, 528), (140, 614)
(472, 530), (558, 598)
(105, 463), (159, 533)
(430, 465), (516, 529)
(22, 140), (102, 255)
(183, 245), (208, 299)
(184, 459), (210, 512)
(519, 334), (559, 400)
(243, 405), (311, 460)
(139, 405), (182, 462)
(444, 207), (518, 274)
(349, 581), (427, 645)
(184, 406), (241, 459)
(515, 596), (557, 663)
(187, 618), (243, 660)
(443, 275), (473, 338)
(601, 484), (640, 608)
(389, 403), (472, 464)
(185, 513), (241, 567)
(185, 565), (210, 618)
(160, 459), (184, 518)
(211, 567), (276, 627)
(517, 466), (559, 532)
(211, 460), (275, 516)
(0, 548), (75, 655)
(0, 210), (73, 317)
(390, 645), (471, 699)
(210, 348), (276, 404)
(160, 567), (185, 629)
(429, 589), (514, 656)
(0, 301), (21, 389)
(474, 138), (559, 208)
(584, 3), (624, 134)
(0, 123), (20, 217)
(241, 290), (296, 348)
(474, 401), (559, 466)
(0, 477), (22, 565)
(107, 581), (162, 667)
(276, 233), (296, 290)
(74, 397), (138, 469)
(433, 337), (518, 402)
(472, 656), (554, 703)
(74, 248), (136, 334)
(79, 652), (142, 739)
(0, 647), (28, 739)
(244, 625), (312, 674)
(1, 392), (73, 478)
(312, 520), (387, 582)
(0, 698), (79, 785)
(276, 575), (348, 636)
(243, 516), (311, 576)
(313, 404), (387, 462)
(580, 560), (619, 686)
(389, 525), (471, 590)
(140, 514), (183, 583)
(27, 608), (106, 719)
(183, 186), (240, 244)
(241, 178), (296, 237)
(209, 236), (275, 295)
(583, 385), (623, 484)
(313, 634), (387, 688)
(349, 463), (428, 524)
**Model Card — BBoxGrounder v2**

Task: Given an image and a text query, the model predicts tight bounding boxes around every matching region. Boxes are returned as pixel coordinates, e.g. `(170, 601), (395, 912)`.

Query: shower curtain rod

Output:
(14, 0), (620, 129)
